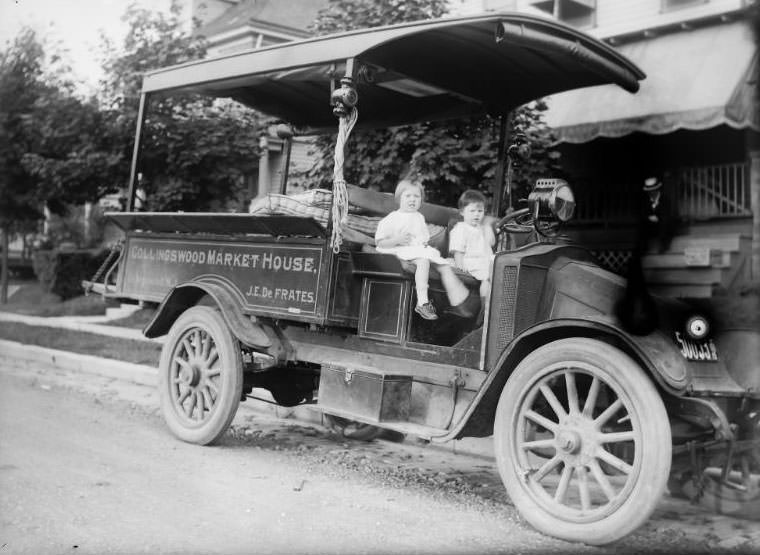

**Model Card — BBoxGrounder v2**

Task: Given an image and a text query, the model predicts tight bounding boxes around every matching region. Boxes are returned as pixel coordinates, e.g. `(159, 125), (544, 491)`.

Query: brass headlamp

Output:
(528, 178), (576, 225)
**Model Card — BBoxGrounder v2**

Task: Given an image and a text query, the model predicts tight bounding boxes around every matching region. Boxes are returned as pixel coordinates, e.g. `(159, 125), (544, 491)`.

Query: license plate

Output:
(674, 331), (718, 361)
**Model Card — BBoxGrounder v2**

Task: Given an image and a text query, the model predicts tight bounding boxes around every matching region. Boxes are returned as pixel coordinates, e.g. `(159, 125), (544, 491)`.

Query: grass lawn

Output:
(103, 307), (158, 330)
(0, 321), (161, 366)
(2, 282), (107, 317)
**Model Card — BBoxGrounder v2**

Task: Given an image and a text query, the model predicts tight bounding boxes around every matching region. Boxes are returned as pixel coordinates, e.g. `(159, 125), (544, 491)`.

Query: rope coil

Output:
(330, 106), (358, 253)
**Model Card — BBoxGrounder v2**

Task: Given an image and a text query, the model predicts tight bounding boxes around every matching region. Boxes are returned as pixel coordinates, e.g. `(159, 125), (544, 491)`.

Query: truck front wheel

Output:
(158, 306), (243, 445)
(494, 338), (671, 545)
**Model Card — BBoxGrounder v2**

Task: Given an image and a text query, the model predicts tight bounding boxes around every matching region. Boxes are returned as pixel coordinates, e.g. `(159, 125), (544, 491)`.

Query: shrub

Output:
(32, 248), (109, 300)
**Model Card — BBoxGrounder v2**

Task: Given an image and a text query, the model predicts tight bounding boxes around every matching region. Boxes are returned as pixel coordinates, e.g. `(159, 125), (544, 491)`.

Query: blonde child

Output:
(375, 179), (473, 320)
(449, 189), (496, 302)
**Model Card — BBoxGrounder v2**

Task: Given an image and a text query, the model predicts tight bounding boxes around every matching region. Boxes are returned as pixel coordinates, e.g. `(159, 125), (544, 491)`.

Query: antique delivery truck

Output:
(85, 13), (759, 545)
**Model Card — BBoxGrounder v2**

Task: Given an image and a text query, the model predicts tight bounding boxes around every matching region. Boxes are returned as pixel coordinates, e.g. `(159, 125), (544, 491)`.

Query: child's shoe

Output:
(445, 291), (481, 319)
(415, 302), (438, 320)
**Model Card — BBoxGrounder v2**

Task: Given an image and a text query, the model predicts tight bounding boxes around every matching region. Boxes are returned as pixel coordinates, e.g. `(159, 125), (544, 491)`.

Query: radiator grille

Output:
(514, 266), (546, 334)
(495, 265), (518, 354)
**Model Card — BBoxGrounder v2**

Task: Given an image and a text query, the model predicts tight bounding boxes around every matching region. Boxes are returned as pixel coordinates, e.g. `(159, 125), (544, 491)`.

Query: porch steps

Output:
(643, 233), (750, 298)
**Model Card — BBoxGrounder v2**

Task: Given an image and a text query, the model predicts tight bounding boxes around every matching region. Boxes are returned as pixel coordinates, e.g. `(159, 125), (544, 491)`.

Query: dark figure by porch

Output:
(616, 175), (676, 335)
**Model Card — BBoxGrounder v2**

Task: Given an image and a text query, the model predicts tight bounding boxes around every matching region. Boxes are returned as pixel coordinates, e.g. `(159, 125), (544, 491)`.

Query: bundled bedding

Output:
(249, 189), (445, 245)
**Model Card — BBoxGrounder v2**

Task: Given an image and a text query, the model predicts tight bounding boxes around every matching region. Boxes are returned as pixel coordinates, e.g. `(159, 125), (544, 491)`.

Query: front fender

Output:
(444, 317), (743, 441)
(144, 280), (271, 349)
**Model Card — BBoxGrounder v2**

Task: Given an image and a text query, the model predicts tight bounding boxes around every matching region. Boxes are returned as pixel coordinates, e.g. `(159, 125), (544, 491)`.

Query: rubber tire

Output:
(494, 338), (672, 545)
(158, 306), (243, 445)
(323, 414), (384, 442)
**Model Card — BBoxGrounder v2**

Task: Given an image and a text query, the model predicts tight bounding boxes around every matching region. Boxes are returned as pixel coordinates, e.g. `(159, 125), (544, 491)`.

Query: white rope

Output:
(330, 107), (358, 253)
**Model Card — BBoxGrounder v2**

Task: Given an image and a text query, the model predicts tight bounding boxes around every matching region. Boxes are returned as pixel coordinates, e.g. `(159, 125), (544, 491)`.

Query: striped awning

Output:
(545, 20), (758, 143)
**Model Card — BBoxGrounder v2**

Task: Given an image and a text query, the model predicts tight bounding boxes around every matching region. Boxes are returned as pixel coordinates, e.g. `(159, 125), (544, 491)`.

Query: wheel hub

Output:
(557, 430), (581, 454)
(180, 363), (202, 387)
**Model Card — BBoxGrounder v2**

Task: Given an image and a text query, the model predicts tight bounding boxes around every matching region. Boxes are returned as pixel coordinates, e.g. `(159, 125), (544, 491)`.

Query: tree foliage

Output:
(0, 28), (121, 301)
(99, 1), (262, 212)
(1, 29), (123, 223)
(0, 28), (47, 229)
(294, 0), (561, 212)
(309, 0), (447, 33)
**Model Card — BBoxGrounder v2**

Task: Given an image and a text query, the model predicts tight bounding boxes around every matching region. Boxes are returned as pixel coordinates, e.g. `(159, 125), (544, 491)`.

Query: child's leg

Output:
(436, 264), (469, 306)
(479, 278), (491, 300)
(413, 258), (431, 306)
(476, 278), (491, 326)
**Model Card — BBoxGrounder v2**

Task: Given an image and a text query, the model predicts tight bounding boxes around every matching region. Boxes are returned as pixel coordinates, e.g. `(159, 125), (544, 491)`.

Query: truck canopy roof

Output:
(142, 12), (644, 131)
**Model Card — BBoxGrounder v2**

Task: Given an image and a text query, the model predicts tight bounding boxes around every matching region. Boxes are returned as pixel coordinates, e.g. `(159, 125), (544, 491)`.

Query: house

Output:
(192, 0), (759, 296)
(191, 0), (327, 56)
(190, 0), (330, 201)
(465, 0), (759, 297)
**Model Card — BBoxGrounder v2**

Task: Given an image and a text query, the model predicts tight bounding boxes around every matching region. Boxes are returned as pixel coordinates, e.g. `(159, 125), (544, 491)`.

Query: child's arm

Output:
(448, 223), (467, 270)
(483, 217), (497, 249)
(375, 214), (412, 248)
(452, 250), (466, 270)
(376, 232), (412, 249)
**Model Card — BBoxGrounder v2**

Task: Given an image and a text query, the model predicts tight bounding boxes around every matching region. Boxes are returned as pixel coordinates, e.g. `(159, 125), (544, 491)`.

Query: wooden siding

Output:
(514, 0), (745, 36)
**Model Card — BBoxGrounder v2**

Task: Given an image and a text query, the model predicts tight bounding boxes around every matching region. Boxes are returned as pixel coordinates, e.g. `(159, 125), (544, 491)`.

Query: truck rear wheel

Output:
(494, 338), (671, 545)
(158, 306), (243, 445)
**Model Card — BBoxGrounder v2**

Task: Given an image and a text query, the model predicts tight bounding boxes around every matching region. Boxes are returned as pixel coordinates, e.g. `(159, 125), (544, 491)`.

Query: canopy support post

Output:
(126, 93), (148, 212)
(749, 148), (760, 280)
(491, 113), (512, 216)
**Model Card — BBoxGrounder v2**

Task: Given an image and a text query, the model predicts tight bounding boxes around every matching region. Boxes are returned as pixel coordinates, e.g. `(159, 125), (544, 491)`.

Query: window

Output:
(661, 0), (709, 12)
(530, 0), (596, 28)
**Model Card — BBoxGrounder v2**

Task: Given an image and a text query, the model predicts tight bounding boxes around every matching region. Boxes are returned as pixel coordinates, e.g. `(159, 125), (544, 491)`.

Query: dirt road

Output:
(0, 362), (758, 554)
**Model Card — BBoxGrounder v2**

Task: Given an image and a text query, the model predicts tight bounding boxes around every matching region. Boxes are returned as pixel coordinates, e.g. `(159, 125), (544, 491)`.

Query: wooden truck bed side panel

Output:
(117, 232), (332, 324)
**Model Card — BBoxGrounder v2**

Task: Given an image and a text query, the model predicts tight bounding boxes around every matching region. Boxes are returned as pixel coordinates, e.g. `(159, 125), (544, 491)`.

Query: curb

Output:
(0, 339), (157, 386)
(0, 338), (495, 460)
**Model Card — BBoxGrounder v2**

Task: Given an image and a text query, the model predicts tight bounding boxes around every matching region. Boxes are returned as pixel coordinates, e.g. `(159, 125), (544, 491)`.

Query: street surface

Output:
(1, 361), (758, 555)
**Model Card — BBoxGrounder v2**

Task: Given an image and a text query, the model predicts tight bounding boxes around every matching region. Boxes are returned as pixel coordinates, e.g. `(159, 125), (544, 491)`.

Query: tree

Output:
(0, 28), (119, 303)
(99, 1), (262, 212)
(309, 0), (447, 31)
(294, 0), (560, 212)
(20, 89), (123, 213)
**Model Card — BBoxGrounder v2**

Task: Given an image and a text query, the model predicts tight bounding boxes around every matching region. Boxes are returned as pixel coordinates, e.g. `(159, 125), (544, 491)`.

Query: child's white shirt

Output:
(449, 221), (495, 280)
(375, 210), (448, 264)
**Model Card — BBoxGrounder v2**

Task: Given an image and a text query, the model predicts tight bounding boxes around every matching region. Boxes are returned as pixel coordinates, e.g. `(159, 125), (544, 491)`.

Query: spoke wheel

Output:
(494, 338), (671, 545)
(159, 306), (242, 445)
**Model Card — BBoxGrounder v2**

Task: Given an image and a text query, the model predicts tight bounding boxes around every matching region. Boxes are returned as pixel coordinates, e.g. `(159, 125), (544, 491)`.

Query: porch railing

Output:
(678, 163), (751, 219)
(569, 161), (751, 226)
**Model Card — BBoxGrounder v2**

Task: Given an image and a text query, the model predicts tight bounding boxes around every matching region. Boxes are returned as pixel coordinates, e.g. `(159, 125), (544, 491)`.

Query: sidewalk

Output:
(0, 310), (495, 460)
(0, 310), (161, 343)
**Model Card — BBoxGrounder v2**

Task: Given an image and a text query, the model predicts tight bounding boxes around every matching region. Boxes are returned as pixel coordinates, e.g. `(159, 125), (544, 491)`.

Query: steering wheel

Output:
(496, 207), (535, 234)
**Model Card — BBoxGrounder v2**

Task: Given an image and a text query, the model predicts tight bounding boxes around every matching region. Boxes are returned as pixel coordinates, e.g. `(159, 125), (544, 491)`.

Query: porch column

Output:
(43, 205), (51, 236)
(255, 134), (270, 205)
(83, 202), (92, 246)
(751, 149), (760, 280)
